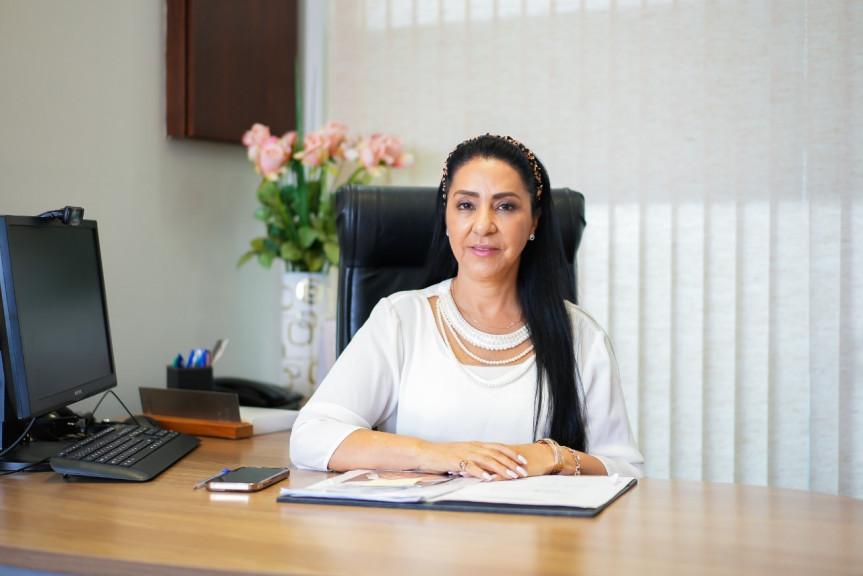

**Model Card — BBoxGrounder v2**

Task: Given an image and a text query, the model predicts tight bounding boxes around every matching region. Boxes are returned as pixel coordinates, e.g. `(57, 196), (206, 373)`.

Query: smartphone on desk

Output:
(205, 467), (291, 492)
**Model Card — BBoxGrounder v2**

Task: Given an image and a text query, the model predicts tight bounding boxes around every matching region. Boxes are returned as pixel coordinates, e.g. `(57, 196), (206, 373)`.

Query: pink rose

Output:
(356, 134), (413, 169)
(341, 139), (360, 162)
(392, 150), (413, 167)
(256, 136), (288, 180)
(358, 137), (385, 170)
(296, 132), (329, 167)
(242, 123), (273, 164)
(242, 123), (271, 148)
(377, 134), (400, 165)
(376, 134), (413, 167)
(321, 122), (349, 158)
(279, 131), (298, 154)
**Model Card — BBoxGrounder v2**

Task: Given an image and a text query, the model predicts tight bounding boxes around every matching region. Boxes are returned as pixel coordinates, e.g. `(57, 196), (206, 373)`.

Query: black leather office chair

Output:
(334, 185), (586, 356)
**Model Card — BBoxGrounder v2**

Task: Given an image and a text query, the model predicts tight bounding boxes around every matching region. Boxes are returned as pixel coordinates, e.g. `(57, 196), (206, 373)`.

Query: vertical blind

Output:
(325, 0), (862, 498)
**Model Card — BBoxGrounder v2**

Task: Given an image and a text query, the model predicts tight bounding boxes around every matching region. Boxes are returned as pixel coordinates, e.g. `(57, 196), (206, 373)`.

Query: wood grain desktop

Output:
(1, 431), (861, 576)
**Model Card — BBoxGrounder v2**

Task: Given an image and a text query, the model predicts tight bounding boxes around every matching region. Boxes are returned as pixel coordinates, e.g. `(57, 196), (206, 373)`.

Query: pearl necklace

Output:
(437, 289), (530, 351)
(435, 303), (537, 388)
(436, 301), (535, 366)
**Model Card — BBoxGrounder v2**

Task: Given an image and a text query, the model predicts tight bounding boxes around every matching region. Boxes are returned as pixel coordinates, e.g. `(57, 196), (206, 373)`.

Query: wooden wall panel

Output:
(166, 0), (299, 143)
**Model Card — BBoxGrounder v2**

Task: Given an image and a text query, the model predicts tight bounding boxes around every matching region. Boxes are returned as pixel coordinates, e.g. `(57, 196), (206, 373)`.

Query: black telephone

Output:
(212, 377), (303, 409)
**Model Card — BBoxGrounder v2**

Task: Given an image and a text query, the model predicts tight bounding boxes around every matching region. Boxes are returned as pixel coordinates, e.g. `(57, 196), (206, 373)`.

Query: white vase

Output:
(280, 269), (336, 398)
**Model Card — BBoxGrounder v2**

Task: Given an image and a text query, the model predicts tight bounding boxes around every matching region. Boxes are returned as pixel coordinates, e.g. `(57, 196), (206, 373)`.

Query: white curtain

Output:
(324, 0), (862, 498)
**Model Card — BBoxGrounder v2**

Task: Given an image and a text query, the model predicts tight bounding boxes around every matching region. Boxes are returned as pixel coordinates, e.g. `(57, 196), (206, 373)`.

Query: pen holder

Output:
(167, 365), (213, 391)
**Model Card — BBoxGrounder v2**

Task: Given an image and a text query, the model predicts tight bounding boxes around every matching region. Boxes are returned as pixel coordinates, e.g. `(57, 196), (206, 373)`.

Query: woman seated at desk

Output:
(291, 134), (644, 480)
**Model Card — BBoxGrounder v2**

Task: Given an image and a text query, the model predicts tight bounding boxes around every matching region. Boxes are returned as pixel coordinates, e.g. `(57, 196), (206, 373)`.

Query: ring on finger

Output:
(459, 460), (468, 471)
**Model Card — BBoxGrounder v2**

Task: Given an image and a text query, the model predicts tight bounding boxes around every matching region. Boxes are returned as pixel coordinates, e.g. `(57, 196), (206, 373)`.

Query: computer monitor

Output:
(0, 215), (117, 470)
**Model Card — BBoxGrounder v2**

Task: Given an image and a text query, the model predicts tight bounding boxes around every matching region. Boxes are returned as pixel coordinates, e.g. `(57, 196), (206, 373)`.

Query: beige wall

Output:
(0, 1), (283, 413)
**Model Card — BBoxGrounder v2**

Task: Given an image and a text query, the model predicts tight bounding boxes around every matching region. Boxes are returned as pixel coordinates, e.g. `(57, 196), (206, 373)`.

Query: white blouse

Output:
(290, 279), (644, 477)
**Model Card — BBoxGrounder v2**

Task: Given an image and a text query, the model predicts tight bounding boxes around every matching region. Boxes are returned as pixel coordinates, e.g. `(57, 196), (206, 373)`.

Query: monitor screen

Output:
(0, 216), (116, 424)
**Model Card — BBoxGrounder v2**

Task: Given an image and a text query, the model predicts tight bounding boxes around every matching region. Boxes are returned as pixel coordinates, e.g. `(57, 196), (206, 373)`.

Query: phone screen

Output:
(206, 467), (291, 492)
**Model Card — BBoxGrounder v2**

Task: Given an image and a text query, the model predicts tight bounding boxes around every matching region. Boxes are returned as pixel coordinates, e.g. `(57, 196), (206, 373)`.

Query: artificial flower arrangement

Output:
(239, 121), (413, 272)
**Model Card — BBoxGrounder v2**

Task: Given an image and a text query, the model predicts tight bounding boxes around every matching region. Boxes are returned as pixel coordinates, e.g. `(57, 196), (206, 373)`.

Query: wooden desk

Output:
(1, 431), (861, 576)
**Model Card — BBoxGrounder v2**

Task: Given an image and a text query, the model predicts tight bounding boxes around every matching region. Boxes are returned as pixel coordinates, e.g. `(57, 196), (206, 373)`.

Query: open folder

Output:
(277, 470), (637, 517)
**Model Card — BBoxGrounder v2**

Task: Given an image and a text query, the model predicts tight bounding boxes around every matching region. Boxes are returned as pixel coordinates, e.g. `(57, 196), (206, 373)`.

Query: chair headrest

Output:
(338, 186), (439, 268)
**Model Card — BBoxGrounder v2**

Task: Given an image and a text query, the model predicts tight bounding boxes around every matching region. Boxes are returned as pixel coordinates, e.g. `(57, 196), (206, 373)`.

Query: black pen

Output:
(193, 468), (231, 490)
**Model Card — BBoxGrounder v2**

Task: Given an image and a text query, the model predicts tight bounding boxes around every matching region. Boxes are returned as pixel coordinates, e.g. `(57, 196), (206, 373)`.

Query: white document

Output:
(430, 474), (633, 509)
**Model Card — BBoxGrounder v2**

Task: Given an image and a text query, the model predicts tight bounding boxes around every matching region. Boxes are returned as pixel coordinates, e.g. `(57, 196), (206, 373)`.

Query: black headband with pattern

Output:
(440, 134), (544, 202)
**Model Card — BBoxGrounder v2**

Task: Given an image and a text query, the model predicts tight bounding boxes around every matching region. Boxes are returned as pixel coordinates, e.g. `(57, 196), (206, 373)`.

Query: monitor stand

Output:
(0, 415), (77, 472)
(1, 380), (73, 471)
(0, 440), (75, 472)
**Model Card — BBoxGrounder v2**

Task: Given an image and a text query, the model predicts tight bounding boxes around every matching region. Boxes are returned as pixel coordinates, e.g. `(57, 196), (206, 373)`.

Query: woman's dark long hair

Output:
(423, 134), (587, 451)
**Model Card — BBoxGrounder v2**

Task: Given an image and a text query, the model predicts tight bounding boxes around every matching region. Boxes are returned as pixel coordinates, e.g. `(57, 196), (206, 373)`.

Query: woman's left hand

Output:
(509, 443), (559, 476)
(417, 440), (529, 481)
(512, 442), (607, 477)
(445, 442), (558, 480)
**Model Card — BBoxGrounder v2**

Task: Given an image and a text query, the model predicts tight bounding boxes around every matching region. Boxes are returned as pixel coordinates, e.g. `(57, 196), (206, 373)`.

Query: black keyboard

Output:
(49, 424), (200, 481)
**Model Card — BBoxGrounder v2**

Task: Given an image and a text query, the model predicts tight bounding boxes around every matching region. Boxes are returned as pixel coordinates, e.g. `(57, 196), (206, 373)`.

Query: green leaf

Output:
(305, 251), (325, 272)
(279, 184), (297, 208)
(257, 251), (275, 268)
(298, 226), (321, 249)
(237, 251), (256, 268)
(264, 238), (281, 253)
(254, 206), (272, 221)
(257, 180), (279, 205)
(323, 241), (340, 266)
(319, 197), (337, 234)
(250, 237), (266, 251)
(267, 223), (287, 241)
(281, 241), (304, 262)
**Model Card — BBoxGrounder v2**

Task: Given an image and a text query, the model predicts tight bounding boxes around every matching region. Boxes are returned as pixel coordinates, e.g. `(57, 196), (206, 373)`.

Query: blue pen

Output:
(186, 349), (197, 368)
(193, 468), (231, 490)
(173, 354), (183, 368)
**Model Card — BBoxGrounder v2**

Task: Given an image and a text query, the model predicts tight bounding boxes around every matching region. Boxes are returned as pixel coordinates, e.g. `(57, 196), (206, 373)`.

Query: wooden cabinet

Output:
(166, 0), (299, 143)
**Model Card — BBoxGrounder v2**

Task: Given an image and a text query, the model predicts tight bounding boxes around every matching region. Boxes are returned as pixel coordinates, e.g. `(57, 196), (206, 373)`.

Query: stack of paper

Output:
(238, 407), (299, 435)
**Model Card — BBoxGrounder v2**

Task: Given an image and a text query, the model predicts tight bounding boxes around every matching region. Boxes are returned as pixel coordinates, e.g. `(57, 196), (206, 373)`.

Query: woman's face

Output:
(446, 157), (539, 285)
